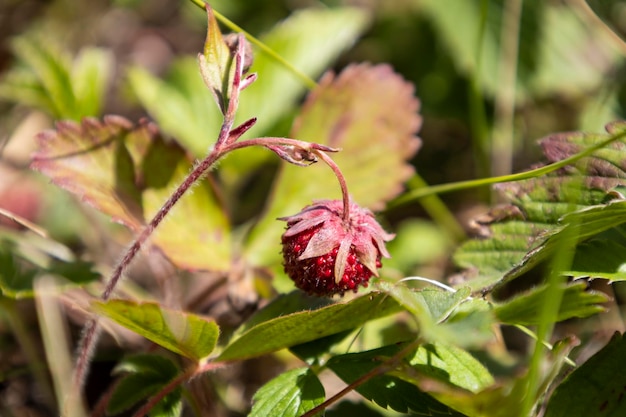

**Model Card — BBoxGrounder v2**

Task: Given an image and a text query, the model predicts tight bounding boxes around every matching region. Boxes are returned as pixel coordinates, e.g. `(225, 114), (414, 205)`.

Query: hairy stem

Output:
(72, 41), (249, 391)
(301, 341), (420, 417)
(314, 150), (351, 222)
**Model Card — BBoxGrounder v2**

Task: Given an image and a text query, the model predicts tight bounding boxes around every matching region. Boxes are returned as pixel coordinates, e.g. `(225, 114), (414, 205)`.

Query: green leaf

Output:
(31, 116), (231, 271)
(385, 283), (495, 348)
(494, 282), (608, 325)
(198, 5), (235, 113)
(389, 285), (471, 324)
(454, 122), (626, 291)
(544, 332), (626, 417)
(0, 235), (100, 299)
(326, 345), (466, 416)
(71, 47), (114, 118)
(427, 337), (577, 417)
(218, 292), (402, 361)
(0, 33), (111, 119)
(405, 343), (495, 393)
(245, 63), (422, 267)
(108, 354), (181, 416)
(127, 59), (222, 157)
(250, 367), (324, 417)
(92, 300), (220, 360)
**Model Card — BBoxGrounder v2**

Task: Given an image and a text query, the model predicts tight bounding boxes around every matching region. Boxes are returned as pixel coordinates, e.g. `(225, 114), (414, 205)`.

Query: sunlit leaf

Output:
(92, 300), (219, 360)
(544, 332), (626, 417)
(31, 116), (231, 271)
(218, 292), (402, 361)
(198, 5), (234, 114)
(427, 337), (578, 417)
(405, 343), (494, 393)
(250, 367), (324, 417)
(246, 64), (421, 267)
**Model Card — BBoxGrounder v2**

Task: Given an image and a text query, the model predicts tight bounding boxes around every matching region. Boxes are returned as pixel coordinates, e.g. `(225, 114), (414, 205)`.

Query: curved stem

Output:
(73, 23), (252, 393)
(314, 150), (351, 222)
(390, 129), (626, 207)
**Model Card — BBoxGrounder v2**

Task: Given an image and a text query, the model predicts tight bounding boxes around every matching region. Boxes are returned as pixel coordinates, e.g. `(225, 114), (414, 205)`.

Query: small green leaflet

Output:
(250, 368), (324, 417)
(92, 300), (219, 361)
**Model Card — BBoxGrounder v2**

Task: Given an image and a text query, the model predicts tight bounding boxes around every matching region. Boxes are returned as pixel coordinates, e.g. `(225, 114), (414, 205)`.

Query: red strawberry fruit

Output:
(280, 199), (394, 296)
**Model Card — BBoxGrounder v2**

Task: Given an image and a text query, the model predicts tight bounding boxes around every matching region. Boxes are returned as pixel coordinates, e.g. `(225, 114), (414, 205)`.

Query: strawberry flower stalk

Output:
(278, 149), (395, 297)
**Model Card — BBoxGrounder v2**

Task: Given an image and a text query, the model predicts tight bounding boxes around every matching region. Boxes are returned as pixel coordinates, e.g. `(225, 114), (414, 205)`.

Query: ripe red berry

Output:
(279, 200), (394, 296)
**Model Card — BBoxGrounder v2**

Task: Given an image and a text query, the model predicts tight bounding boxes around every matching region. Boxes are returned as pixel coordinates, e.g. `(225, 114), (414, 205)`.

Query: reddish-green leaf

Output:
(92, 299), (219, 360)
(31, 116), (231, 271)
(246, 64), (421, 266)
(454, 122), (626, 291)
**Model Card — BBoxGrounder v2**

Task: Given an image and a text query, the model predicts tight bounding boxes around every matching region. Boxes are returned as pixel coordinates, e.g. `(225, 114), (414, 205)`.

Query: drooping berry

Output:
(279, 200), (394, 297)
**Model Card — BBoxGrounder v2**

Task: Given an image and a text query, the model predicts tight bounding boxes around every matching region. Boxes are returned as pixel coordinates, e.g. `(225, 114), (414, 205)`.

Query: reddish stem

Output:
(314, 150), (351, 222)
(301, 341), (420, 417)
(73, 31), (252, 393)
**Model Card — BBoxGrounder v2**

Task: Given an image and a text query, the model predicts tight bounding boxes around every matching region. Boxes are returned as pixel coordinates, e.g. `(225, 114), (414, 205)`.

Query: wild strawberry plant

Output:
(2, 1), (626, 417)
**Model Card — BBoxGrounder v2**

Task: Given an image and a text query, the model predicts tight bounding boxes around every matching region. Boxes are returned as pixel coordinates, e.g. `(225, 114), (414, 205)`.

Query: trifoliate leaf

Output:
(544, 332), (626, 417)
(406, 343), (495, 393)
(92, 300), (219, 360)
(31, 116), (231, 271)
(246, 64), (421, 267)
(326, 345), (466, 416)
(454, 121), (626, 291)
(250, 367), (324, 417)
(108, 354), (181, 416)
(218, 292), (402, 361)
